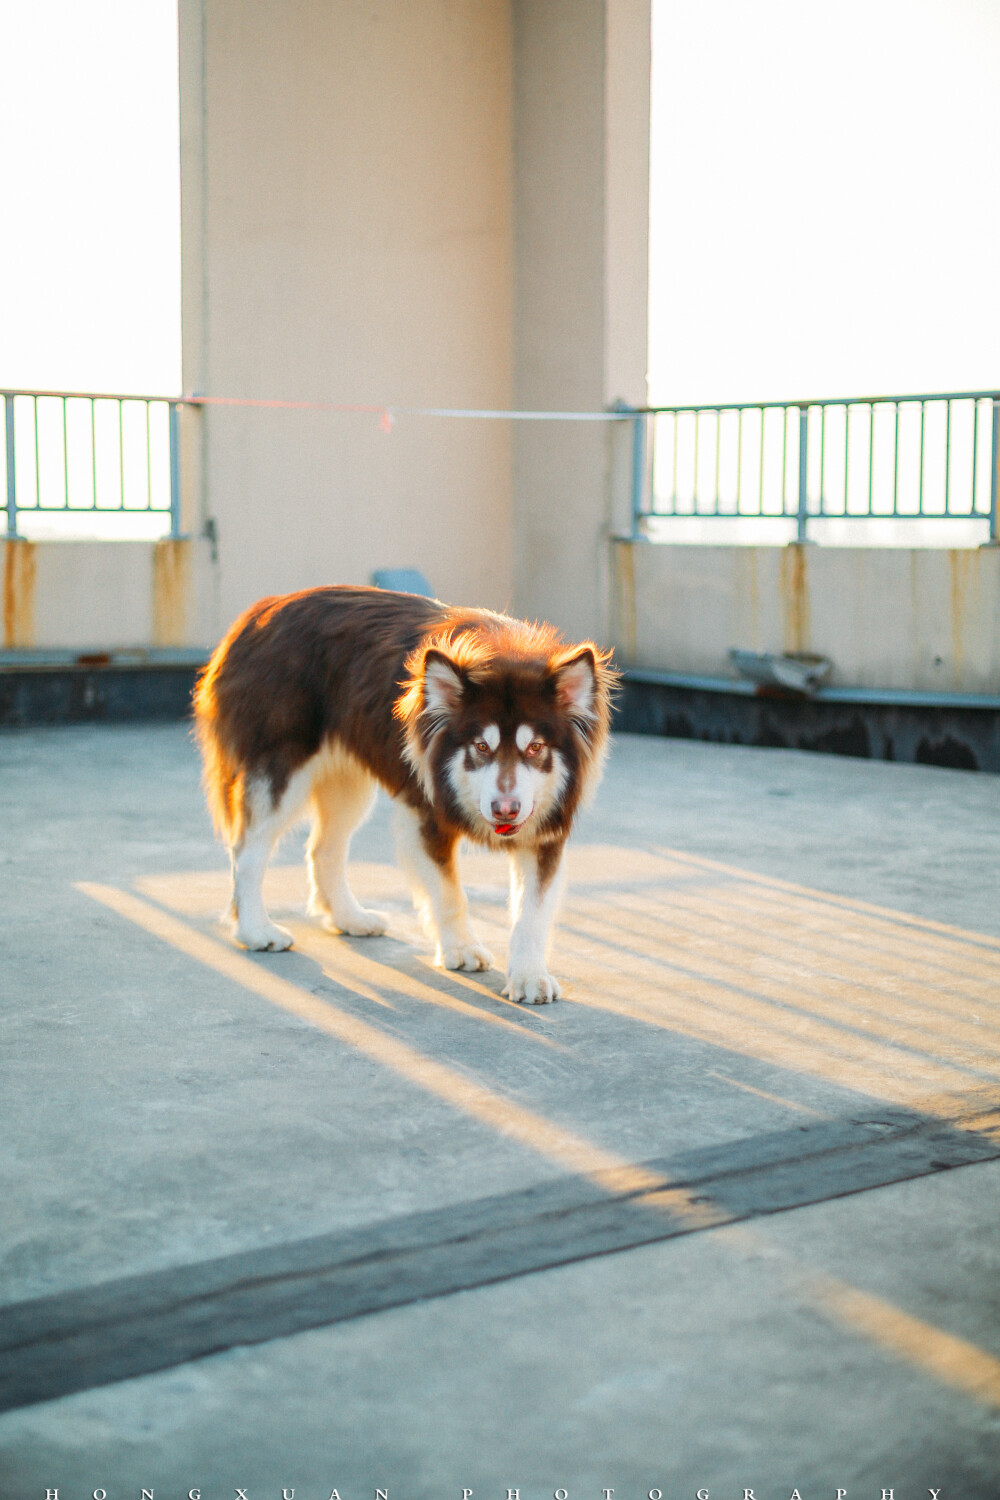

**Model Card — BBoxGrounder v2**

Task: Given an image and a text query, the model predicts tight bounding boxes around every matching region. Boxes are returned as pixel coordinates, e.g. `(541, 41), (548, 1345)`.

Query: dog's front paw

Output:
(323, 907), (390, 938)
(503, 970), (562, 1004)
(237, 922), (294, 952)
(440, 943), (494, 972)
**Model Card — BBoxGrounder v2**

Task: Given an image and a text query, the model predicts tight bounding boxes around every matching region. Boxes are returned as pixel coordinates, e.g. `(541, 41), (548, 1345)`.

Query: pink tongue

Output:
(494, 823), (516, 835)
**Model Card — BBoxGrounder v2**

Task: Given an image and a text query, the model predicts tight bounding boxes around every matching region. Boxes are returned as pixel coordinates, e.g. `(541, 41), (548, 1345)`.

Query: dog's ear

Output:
(422, 649), (465, 716)
(551, 648), (596, 719)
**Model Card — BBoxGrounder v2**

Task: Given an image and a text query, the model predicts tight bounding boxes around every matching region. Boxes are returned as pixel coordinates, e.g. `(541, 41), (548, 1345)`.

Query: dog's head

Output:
(395, 616), (616, 844)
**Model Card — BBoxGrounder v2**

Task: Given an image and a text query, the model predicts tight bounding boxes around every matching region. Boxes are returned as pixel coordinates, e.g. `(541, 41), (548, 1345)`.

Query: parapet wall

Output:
(611, 541), (1000, 695)
(1, 539), (217, 653)
(6, 536), (999, 702)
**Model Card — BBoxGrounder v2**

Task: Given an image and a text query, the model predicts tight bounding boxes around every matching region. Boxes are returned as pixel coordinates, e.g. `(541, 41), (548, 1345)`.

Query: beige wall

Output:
(511, 0), (650, 641)
(178, 0), (652, 645)
(612, 541), (1000, 694)
(180, 0), (514, 627)
(1, 539), (215, 652)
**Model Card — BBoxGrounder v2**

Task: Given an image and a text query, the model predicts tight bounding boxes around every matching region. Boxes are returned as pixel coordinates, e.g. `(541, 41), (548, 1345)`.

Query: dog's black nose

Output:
(491, 796), (520, 822)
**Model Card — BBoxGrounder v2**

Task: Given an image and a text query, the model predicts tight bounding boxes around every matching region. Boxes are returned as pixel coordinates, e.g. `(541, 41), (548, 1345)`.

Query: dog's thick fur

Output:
(194, 586), (616, 1002)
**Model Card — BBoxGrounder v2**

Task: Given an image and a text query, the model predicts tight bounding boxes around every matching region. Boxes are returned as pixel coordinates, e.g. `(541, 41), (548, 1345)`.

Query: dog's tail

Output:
(192, 661), (244, 849)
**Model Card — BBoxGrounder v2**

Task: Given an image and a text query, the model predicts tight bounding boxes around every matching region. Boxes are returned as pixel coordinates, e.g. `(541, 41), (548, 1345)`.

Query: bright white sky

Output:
(0, 0), (181, 395)
(1, 1), (998, 410)
(648, 0), (1000, 406)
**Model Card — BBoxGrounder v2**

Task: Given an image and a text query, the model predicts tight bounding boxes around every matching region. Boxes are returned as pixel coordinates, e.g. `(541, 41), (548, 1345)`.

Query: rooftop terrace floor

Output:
(1, 726), (999, 1496)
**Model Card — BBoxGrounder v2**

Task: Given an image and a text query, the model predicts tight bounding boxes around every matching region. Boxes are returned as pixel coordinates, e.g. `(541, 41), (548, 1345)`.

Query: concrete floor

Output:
(1, 724), (999, 1497)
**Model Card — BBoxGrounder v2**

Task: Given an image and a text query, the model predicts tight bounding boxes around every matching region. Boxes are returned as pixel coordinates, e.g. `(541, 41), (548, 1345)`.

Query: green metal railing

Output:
(2, 387), (181, 538)
(629, 389), (1000, 544)
(6, 385), (999, 548)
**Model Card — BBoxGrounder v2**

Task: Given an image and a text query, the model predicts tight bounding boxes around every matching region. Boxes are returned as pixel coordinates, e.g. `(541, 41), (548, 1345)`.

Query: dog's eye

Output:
(474, 739), (491, 755)
(525, 740), (546, 758)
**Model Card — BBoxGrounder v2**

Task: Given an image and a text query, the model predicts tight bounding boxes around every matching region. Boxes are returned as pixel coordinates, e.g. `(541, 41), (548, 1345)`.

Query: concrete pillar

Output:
(178, 0), (651, 641)
(178, 0), (514, 629)
(512, 0), (650, 642)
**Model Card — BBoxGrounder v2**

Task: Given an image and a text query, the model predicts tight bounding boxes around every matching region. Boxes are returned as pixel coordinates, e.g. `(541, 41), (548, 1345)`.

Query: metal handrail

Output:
(638, 386), (1000, 413)
(628, 388), (1000, 545)
(2, 387), (181, 539)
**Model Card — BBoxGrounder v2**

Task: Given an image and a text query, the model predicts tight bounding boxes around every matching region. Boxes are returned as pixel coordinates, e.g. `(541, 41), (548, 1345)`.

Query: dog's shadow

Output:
(232, 913), (561, 1039)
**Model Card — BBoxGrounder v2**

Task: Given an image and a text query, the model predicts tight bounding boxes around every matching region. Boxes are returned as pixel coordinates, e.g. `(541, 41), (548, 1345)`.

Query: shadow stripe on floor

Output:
(3, 1095), (999, 1413)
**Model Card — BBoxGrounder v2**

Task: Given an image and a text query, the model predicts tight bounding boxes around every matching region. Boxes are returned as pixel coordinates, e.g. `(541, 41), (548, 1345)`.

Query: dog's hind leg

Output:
(392, 801), (492, 972)
(231, 767), (312, 951)
(307, 752), (389, 937)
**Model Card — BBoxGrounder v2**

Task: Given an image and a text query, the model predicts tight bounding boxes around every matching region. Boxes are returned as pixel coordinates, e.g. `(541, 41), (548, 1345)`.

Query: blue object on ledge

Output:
(370, 569), (434, 597)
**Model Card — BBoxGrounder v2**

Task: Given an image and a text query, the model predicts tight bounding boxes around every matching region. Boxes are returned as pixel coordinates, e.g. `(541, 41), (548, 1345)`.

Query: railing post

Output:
(796, 404), (809, 544)
(4, 393), (16, 538)
(989, 397), (1000, 546)
(168, 400), (181, 538)
(631, 411), (647, 537)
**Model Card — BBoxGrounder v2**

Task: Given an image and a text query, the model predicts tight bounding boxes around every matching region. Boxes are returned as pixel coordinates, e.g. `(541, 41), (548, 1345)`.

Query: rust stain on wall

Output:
(153, 539), (191, 646)
(779, 543), (811, 653)
(613, 540), (637, 662)
(948, 548), (980, 686)
(2, 540), (37, 648)
(736, 547), (761, 648)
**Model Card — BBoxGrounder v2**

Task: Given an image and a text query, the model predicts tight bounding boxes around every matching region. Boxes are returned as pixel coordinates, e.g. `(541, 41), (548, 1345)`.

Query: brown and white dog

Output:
(194, 586), (616, 1002)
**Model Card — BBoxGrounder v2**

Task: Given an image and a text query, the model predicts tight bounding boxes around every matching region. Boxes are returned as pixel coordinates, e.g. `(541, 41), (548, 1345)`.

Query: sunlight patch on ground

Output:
(134, 842), (1000, 1126)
